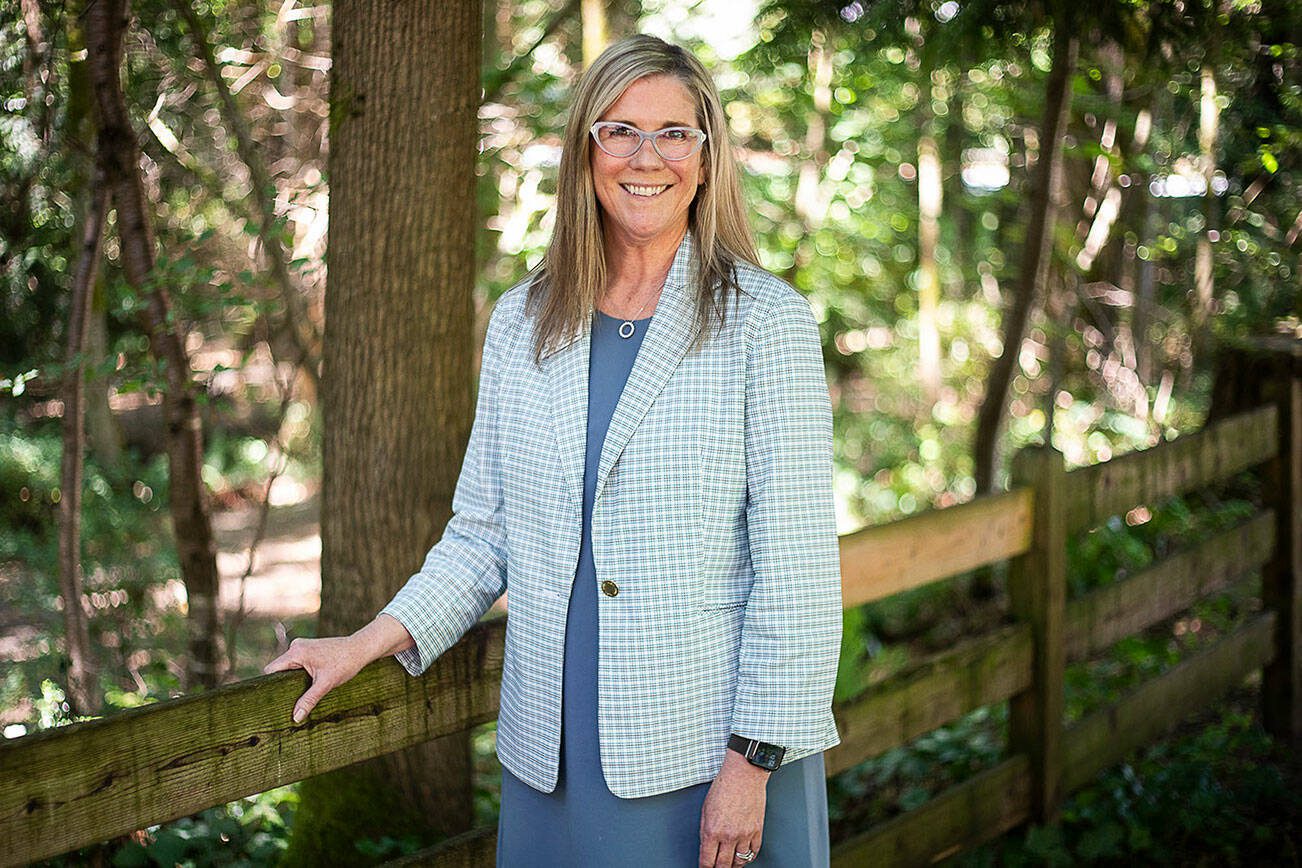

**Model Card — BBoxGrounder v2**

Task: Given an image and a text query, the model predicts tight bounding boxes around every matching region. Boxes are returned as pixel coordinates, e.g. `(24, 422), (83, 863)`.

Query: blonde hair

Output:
(524, 34), (760, 365)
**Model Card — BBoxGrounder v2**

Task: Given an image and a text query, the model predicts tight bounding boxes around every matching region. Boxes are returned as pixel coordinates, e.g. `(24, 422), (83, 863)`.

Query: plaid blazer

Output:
(379, 231), (843, 799)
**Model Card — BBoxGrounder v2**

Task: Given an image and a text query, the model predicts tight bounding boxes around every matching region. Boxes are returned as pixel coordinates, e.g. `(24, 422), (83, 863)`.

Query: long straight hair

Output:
(524, 34), (761, 365)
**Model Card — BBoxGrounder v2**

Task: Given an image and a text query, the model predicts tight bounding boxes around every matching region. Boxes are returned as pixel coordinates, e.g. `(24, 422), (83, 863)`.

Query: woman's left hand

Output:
(699, 748), (770, 867)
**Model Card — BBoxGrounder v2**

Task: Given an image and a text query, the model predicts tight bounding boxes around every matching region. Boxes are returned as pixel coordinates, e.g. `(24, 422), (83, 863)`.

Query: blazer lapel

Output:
(594, 233), (697, 504)
(541, 230), (699, 510)
(542, 312), (590, 512)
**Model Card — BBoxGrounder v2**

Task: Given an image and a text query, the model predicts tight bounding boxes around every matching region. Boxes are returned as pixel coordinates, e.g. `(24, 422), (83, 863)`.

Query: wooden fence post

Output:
(1212, 336), (1301, 746)
(1262, 356), (1301, 746)
(1008, 445), (1067, 824)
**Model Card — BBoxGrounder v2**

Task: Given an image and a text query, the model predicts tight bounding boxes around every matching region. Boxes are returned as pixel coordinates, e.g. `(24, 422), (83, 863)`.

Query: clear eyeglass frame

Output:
(589, 121), (708, 161)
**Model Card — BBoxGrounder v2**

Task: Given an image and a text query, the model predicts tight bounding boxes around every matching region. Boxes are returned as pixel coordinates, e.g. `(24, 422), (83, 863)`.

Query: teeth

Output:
(623, 184), (668, 197)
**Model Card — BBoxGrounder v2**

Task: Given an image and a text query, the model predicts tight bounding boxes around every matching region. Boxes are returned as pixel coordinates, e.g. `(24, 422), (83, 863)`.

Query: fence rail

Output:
(827, 622), (1033, 776)
(1060, 611), (1277, 793)
(1, 618), (506, 863)
(1062, 403), (1278, 534)
(839, 486), (1034, 606)
(2, 341), (1296, 868)
(1064, 512), (1273, 662)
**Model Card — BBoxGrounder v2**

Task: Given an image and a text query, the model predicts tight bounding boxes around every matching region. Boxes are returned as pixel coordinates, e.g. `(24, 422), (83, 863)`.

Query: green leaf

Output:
(147, 829), (190, 866)
(110, 840), (150, 868)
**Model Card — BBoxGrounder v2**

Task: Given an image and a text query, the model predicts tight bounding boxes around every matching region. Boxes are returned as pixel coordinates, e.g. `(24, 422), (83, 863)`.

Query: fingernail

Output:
(293, 708), (305, 723)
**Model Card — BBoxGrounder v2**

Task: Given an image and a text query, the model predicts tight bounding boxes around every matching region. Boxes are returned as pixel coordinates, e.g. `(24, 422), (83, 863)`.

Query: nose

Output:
(628, 137), (667, 168)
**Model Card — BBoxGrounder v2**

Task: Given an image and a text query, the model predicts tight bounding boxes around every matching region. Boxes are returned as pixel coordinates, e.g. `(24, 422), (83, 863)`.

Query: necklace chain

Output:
(615, 294), (654, 339)
(605, 261), (673, 339)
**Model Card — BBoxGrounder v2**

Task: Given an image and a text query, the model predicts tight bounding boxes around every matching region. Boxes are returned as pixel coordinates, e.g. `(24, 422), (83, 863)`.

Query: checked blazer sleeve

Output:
(730, 290), (843, 750)
(378, 302), (510, 677)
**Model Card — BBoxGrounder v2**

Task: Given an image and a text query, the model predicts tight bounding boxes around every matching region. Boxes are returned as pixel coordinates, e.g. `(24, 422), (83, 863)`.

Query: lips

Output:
(621, 183), (670, 197)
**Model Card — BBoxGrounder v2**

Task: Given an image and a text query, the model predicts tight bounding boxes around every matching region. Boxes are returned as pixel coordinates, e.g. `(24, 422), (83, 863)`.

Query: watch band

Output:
(728, 734), (786, 771)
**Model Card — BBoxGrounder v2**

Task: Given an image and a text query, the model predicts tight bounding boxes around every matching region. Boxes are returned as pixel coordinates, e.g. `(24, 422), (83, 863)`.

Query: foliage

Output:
(825, 474), (1283, 854)
(1066, 481), (1258, 598)
(33, 786), (298, 868)
(827, 703), (1007, 838)
(0, 418), (184, 721)
(0, 0), (1297, 861)
(0, 416), (316, 738)
(957, 701), (1300, 866)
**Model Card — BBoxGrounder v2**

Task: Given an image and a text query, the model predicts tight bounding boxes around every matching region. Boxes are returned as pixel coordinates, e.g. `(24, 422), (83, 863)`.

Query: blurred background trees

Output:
(0, 0), (1296, 862)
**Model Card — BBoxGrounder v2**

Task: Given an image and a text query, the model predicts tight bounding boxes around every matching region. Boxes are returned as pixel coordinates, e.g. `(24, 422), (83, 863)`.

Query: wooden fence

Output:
(2, 339), (1297, 867)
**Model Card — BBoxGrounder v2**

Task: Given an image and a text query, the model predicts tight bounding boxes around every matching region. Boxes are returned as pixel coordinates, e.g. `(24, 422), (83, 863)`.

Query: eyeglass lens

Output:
(595, 124), (700, 160)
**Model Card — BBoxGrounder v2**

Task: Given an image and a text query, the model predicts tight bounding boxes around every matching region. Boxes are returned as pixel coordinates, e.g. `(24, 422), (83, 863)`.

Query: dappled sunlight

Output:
(0, 0), (1296, 862)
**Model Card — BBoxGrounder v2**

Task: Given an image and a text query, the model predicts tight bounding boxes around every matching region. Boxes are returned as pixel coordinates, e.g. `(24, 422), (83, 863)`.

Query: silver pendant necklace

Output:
(617, 294), (653, 339)
(608, 266), (672, 339)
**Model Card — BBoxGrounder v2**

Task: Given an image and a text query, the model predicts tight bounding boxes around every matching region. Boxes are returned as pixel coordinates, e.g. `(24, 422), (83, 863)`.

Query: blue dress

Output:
(496, 309), (830, 866)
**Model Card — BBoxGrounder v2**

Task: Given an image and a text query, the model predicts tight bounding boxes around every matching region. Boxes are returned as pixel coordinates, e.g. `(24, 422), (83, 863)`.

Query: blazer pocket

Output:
(695, 516), (751, 612)
(691, 453), (751, 612)
(698, 565), (751, 611)
(699, 597), (747, 613)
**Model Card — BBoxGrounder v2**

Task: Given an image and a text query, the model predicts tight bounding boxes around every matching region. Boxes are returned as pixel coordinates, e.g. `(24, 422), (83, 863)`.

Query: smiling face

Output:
(590, 73), (706, 253)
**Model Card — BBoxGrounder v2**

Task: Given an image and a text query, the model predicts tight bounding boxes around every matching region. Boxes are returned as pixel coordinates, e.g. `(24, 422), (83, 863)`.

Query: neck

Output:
(601, 225), (686, 296)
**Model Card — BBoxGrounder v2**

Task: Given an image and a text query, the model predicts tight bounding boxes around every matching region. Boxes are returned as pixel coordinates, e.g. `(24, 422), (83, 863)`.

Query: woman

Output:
(264, 34), (842, 867)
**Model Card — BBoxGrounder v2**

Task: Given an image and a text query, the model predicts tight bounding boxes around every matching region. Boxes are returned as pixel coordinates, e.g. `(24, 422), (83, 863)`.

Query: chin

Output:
(611, 217), (686, 245)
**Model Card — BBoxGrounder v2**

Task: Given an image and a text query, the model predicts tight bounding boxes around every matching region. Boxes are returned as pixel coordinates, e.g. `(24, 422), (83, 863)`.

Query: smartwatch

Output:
(728, 734), (786, 771)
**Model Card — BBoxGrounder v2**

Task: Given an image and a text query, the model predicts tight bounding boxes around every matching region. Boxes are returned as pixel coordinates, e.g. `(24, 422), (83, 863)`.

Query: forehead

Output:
(598, 74), (698, 127)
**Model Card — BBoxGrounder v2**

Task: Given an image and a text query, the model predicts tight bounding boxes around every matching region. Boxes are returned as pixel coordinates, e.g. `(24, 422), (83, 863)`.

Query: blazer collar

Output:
(543, 230), (699, 510)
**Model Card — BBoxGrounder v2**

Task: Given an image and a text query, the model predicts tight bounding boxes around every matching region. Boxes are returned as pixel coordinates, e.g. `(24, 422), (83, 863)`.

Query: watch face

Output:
(729, 734), (787, 770)
(752, 743), (785, 770)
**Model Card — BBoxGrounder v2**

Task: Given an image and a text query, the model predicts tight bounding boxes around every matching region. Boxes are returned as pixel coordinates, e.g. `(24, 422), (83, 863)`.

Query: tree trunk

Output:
(1110, 92), (1156, 389)
(1192, 62), (1219, 359)
(66, 0), (122, 473)
(285, 0), (484, 861)
(784, 29), (833, 290)
(1135, 178), (1159, 386)
(84, 281), (122, 469)
(972, 25), (1078, 494)
(582, 0), (608, 66)
(86, 0), (224, 690)
(57, 32), (110, 719)
(794, 29), (832, 228)
(917, 88), (943, 403)
(942, 76), (969, 294)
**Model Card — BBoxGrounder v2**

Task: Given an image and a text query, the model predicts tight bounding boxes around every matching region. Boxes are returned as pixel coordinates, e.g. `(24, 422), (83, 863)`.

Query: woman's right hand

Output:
(262, 635), (368, 724)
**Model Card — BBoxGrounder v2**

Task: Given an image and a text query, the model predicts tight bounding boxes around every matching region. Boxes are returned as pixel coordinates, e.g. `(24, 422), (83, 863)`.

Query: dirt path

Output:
(211, 490), (321, 621)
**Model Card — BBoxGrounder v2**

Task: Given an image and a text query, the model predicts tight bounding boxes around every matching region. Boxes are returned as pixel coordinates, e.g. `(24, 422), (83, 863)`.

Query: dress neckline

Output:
(595, 309), (652, 323)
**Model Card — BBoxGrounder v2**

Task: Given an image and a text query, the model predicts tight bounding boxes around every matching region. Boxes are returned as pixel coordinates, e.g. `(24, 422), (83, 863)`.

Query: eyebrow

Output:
(606, 119), (696, 130)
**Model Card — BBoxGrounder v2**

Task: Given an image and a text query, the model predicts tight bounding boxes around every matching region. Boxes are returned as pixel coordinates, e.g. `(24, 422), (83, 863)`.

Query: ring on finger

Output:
(734, 850), (756, 863)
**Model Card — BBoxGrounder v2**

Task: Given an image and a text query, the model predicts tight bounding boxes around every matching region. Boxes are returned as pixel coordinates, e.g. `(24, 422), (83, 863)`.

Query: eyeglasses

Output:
(590, 121), (707, 161)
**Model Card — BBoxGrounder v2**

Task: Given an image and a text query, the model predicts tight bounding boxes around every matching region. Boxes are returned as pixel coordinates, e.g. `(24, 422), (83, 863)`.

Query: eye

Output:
(608, 124), (638, 138)
(660, 129), (690, 141)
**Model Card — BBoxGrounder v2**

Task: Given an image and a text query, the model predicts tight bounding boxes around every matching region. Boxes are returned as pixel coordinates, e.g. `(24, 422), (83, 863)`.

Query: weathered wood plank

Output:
(1008, 446), (1068, 822)
(0, 617), (506, 867)
(840, 488), (1034, 608)
(1062, 611), (1276, 792)
(1063, 404), (1278, 535)
(826, 623), (1032, 776)
(1064, 512), (1274, 662)
(830, 754), (1031, 867)
(1262, 375), (1302, 743)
